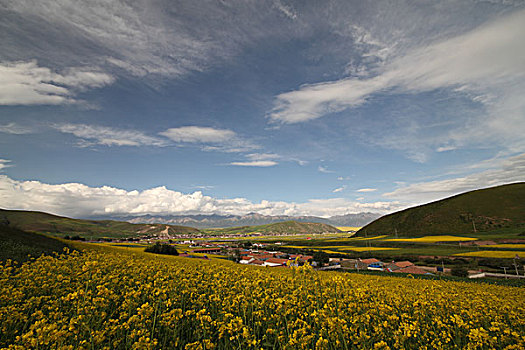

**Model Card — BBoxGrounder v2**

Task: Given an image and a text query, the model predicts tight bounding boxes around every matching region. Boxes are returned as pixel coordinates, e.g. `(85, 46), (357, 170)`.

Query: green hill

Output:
(205, 220), (341, 235)
(0, 224), (71, 263)
(0, 209), (199, 240)
(356, 182), (525, 237)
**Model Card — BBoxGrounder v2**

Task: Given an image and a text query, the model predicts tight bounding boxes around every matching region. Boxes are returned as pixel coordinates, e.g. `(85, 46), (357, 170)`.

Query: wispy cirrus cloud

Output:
(0, 159), (12, 171)
(230, 160), (278, 167)
(384, 153), (525, 203)
(357, 188), (377, 193)
(0, 122), (34, 134)
(269, 9), (525, 160)
(160, 126), (259, 153)
(318, 165), (334, 173)
(0, 60), (113, 105)
(159, 126), (235, 143)
(332, 185), (346, 193)
(54, 124), (167, 147)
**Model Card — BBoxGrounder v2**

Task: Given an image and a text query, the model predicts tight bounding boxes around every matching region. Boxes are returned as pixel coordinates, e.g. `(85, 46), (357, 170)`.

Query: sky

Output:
(0, 0), (524, 219)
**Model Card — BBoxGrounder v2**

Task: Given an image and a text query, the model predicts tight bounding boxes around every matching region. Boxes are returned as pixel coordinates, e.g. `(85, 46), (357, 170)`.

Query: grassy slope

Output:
(0, 224), (70, 263)
(357, 183), (525, 237)
(203, 220), (341, 235)
(0, 209), (199, 239)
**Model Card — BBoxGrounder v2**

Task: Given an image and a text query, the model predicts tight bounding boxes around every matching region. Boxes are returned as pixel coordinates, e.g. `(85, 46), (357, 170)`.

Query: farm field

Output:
(454, 251), (524, 258)
(1, 243), (525, 349)
(383, 235), (478, 243)
(335, 226), (361, 232)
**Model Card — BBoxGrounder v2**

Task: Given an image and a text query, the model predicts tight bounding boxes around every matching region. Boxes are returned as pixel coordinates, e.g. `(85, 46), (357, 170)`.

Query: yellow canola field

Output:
(335, 227), (361, 232)
(1, 246), (524, 350)
(350, 235), (388, 241)
(384, 235), (478, 243)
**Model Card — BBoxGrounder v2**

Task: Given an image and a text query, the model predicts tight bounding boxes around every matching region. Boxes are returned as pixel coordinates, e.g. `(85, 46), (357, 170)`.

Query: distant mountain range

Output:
(119, 212), (381, 229)
(357, 182), (525, 237)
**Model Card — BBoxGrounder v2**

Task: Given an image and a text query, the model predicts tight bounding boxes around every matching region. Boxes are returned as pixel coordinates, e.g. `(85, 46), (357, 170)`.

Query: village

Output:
(173, 240), (444, 275)
(168, 240), (525, 280)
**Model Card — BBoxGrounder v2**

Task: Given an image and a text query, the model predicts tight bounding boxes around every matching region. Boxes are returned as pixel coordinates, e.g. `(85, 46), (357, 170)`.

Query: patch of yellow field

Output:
(338, 246), (399, 252)
(336, 226), (361, 231)
(350, 235), (388, 241)
(485, 244), (525, 249)
(384, 235), (477, 243)
(454, 250), (523, 258)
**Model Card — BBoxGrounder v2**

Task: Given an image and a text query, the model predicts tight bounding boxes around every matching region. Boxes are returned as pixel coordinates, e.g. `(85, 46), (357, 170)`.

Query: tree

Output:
(145, 242), (179, 256)
(313, 250), (330, 265)
(451, 266), (468, 277)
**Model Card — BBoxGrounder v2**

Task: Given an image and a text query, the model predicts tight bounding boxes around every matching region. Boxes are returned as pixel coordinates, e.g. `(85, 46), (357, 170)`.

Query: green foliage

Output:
(312, 250), (330, 264)
(450, 266), (469, 277)
(144, 242), (179, 256)
(357, 183), (525, 237)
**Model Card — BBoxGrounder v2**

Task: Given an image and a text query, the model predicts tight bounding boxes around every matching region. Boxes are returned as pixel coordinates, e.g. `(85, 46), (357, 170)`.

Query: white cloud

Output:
(0, 123), (34, 134)
(0, 60), (114, 105)
(0, 175), (404, 218)
(159, 126), (235, 143)
(384, 153), (525, 203)
(230, 161), (277, 167)
(318, 165), (334, 173)
(2, 0), (309, 80)
(436, 146), (457, 152)
(332, 186), (346, 193)
(269, 9), (525, 158)
(160, 126), (259, 153)
(273, 0), (297, 20)
(245, 153), (280, 161)
(54, 124), (167, 147)
(0, 159), (12, 171)
(357, 188), (377, 193)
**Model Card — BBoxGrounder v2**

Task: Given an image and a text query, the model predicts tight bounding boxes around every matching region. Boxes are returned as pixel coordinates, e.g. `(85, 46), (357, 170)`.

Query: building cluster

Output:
(238, 250), (313, 267)
(328, 257), (433, 274)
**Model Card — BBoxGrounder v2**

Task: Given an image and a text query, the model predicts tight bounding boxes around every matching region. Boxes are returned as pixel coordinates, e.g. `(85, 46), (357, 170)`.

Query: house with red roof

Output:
(392, 265), (427, 275)
(263, 258), (289, 267)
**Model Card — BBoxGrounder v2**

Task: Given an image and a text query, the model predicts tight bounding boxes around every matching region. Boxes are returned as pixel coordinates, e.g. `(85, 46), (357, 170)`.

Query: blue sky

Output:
(0, 0), (524, 218)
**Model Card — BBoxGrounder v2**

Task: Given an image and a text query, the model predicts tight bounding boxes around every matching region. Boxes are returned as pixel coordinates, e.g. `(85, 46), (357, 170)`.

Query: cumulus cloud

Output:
(0, 175), (404, 218)
(54, 124), (167, 147)
(0, 122), (34, 134)
(357, 188), (377, 193)
(0, 60), (114, 105)
(384, 153), (525, 203)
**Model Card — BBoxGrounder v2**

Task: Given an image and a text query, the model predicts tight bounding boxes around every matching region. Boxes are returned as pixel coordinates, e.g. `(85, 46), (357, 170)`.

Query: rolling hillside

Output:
(0, 224), (71, 263)
(204, 220), (341, 235)
(0, 209), (199, 239)
(357, 182), (525, 237)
